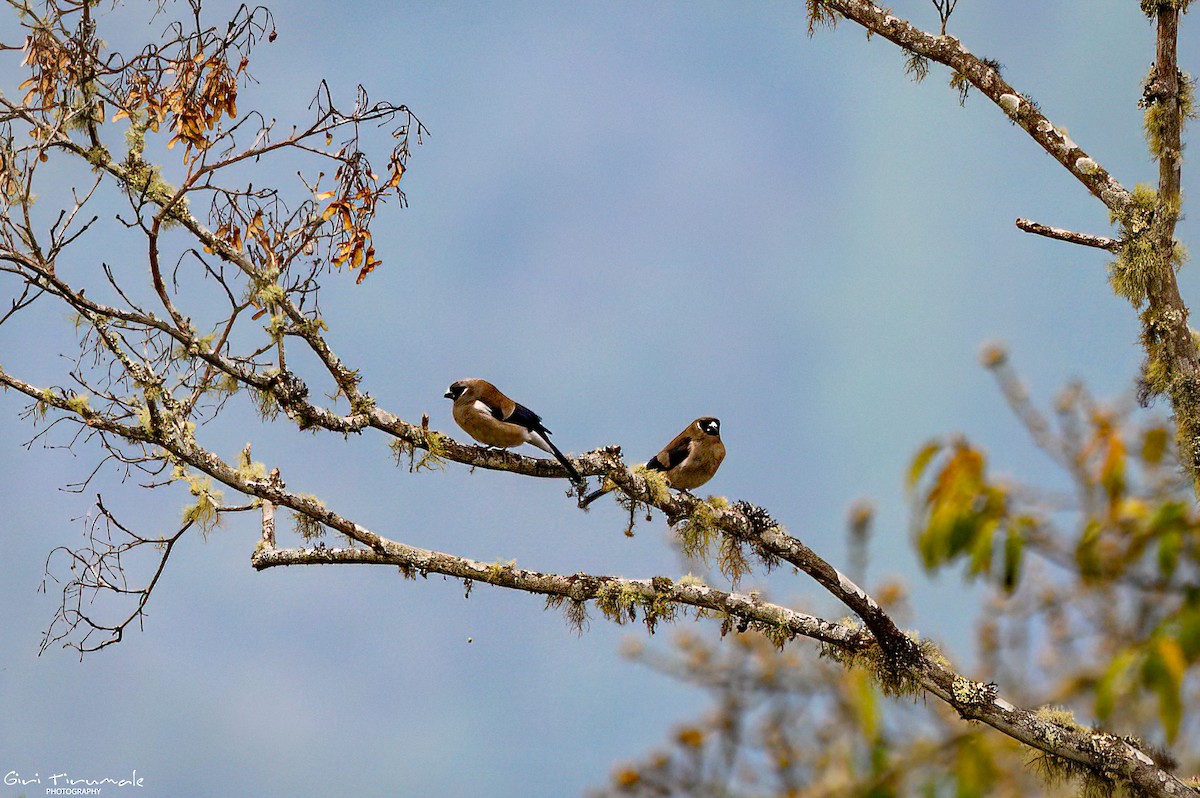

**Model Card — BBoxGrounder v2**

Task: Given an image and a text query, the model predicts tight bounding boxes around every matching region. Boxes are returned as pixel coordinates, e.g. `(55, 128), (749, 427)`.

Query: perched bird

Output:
(580, 417), (725, 508)
(444, 378), (581, 482)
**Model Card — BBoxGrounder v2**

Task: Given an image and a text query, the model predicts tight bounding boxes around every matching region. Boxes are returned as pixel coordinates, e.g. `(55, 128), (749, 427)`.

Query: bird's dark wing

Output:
(648, 435), (692, 472)
(499, 401), (548, 433)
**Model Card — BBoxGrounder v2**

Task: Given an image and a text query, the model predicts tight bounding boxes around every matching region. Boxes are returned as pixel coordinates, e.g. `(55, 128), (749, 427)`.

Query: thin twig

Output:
(1014, 218), (1121, 252)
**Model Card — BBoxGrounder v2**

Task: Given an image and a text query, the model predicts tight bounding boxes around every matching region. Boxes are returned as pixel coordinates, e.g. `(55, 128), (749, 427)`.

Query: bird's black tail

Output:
(540, 431), (582, 483)
(578, 484), (612, 508)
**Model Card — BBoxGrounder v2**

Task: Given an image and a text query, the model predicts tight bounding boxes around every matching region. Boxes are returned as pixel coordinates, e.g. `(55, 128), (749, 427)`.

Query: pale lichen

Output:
(64, 393), (92, 415)
(998, 93), (1021, 116)
(291, 493), (328, 541)
(952, 675), (998, 706)
(390, 430), (448, 473)
(175, 467), (224, 535)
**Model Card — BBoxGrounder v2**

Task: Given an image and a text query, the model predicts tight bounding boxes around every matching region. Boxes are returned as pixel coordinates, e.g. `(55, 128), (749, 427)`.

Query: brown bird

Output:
(444, 378), (581, 482)
(580, 417), (725, 508)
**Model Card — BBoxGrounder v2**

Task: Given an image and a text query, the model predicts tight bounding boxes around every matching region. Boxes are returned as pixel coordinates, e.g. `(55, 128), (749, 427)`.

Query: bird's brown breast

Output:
(665, 439), (725, 489)
(453, 400), (529, 448)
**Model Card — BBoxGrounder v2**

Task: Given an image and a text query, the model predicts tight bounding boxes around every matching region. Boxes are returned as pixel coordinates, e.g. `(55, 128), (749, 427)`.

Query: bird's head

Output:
(697, 417), (721, 437)
(445, 381), (470, 400)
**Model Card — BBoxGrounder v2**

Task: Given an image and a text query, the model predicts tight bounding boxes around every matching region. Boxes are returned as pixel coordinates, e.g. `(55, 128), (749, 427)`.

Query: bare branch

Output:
(1014, 218), (1121, 252)
(253, 545), (870, 651)
(40, 498), (192, 656)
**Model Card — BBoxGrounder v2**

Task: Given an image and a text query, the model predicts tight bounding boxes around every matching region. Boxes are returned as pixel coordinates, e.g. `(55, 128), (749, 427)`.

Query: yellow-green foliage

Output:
(633, 464), (672, 504)
(33, 388), (54, 421)
(118, 115), (187, 215)
(250, 386), (280, 421)
(677, 496), (724, 560)
(613, 465), (674, 536)
(172, 333), (216, 361)
(390, 431), (448, 473)
(821, 636), (929, 700)
(485, 559), (517, 582)
(804, 0), (840, 34)
(254, 281), (285, 307)
(121, 152), (186, 215)
(135, 402), (152, 431)
(951, 675), (997, 705)
(124, 117), (149, 158)
(1108, 184), (1173, 308)
(235, 444), (267, 481)
(291, 493), (328, 541)
(1144, 68), (1196, 159)
(1141, 0), (1192, 16)
(213, 373), (241, 396)
(175, 467), (224, 535)
(595, 579), (678, 634)
(675, 496), (753, 583)
(64, 393), (91, 415)
(909, 438), (1026, 591)
(1098, 628), (1195, 745)
(1033, 706), (1088, 742)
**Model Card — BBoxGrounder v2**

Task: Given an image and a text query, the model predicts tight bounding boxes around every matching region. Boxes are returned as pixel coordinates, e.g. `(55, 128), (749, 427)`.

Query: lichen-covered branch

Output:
(809, 0), (1132, 212)
(252, 544), (870, 650)
(246, 477), (1194, 797)
(1135, 5), (1200, 494)
(809, 0), (1200, 497)
(2, 3), (1195, 795)
(1014, 218), (1121, 252)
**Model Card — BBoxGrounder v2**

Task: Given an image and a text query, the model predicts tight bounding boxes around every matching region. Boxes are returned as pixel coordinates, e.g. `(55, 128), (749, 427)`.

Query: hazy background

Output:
(1, 2), (1195, 795)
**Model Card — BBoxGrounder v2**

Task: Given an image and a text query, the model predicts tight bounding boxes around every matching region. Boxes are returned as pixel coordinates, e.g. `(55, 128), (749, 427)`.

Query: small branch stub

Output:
(1014, 218), (1121, 252)
(261, 498), (275, 549)
(260, 468), (282, 550)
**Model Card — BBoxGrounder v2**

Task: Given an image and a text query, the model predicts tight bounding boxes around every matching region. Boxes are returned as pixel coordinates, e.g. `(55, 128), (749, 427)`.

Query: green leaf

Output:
(1142, 425), (1169, 465)
(1143, 637), (1185, 742)
(967, 517), (997, 577)
(953, 734), (995, 798)
(1157, 528), (1182, 579)
(1002, 527), (1023, 593)
(1096, 648), (1138, 721)
(1176, 604), (1200, 659)
(1075, 518), (1103, 580)
(907, 440), (942, 492)
(850, 668), (880, 741)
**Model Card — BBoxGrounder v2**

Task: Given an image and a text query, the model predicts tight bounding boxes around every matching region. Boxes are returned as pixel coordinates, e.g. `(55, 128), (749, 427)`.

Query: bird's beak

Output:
(444, 391), (454, 399)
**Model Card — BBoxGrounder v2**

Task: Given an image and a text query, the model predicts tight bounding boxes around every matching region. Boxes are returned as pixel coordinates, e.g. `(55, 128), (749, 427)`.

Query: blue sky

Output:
(1, 2), (1196, 796)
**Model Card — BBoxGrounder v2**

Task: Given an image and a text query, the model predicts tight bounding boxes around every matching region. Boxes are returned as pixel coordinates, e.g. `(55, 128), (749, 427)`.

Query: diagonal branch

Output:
(249, 498), (1194, 798)
(252, 545), (871, 651)
(1138, 5), (1200, 493)
(1014, 218), (1121, 252)
(812, 0), (1200, 497)
(812, 0), (1132, 213)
